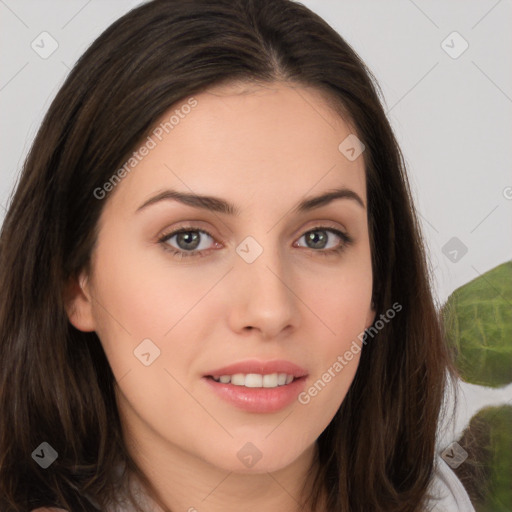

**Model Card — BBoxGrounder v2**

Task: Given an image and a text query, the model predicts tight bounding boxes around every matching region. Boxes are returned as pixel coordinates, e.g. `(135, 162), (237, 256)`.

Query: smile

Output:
(203, 375), (307, 413)
(209, 373), (295, 388)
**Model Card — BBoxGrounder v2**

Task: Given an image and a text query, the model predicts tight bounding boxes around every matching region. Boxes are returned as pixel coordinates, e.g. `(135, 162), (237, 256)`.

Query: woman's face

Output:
(68, 81), (375, 475)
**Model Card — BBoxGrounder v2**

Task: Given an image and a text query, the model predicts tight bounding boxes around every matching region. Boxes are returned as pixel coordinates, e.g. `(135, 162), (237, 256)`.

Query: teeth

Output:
(231, 373), (246, 386)
(263, 374), (277, 387)
(211, 372), (296, 388)
(245, 374), (262, 387)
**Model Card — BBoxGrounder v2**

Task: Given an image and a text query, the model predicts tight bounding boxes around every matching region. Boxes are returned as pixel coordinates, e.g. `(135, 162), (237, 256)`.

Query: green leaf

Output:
(442, 261), (512, 387)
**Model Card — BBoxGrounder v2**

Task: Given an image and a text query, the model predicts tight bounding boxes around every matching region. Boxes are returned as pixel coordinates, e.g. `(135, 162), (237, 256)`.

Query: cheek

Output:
(296, 256), (372, 407)
(306, 285), (367, 390)
(306, 254), (373, 341)
(87, 236), (191, 372)
(312, 280), (371, 333)
(294, 284), (369, 424)
(89, 236), (233, 390)
(91, 229), (205, 332)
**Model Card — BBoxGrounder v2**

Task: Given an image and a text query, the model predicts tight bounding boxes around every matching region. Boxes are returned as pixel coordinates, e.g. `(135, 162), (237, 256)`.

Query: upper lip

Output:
(204, 359), (308, 378)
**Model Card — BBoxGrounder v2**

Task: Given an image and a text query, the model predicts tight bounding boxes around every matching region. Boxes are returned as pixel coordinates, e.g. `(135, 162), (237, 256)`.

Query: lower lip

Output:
(203, 376), (307, 413)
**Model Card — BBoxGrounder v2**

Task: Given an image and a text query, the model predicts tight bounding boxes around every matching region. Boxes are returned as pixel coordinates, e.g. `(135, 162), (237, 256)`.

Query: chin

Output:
(202, 439), (312, 475)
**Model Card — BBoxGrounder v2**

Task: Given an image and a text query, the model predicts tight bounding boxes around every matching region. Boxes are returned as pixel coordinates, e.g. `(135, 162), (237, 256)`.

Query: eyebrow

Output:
(135, 186), (365, 216)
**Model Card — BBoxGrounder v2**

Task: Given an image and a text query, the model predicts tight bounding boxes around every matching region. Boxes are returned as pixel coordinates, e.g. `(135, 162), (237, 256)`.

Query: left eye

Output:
(295, 227), (348, 251)
(158, 226), (352, 259)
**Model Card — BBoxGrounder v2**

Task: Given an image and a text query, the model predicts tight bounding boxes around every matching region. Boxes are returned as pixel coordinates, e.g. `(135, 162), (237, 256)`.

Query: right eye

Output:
(158, 227), (219, 258)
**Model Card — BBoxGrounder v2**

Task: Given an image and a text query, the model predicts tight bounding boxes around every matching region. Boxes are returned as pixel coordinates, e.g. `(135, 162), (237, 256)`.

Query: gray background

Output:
(1, 0), (511, 305)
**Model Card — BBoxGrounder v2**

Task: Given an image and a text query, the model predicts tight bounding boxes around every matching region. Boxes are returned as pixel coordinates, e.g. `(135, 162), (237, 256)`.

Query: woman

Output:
(0, 0), (458, 510)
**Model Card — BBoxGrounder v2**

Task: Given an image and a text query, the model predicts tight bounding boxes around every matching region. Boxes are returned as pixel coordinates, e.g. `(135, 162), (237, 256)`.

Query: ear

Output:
(63, 271), (96, 332)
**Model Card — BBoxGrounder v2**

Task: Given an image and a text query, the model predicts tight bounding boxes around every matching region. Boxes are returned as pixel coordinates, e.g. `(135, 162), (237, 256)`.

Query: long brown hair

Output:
(0, 0), (455, 510)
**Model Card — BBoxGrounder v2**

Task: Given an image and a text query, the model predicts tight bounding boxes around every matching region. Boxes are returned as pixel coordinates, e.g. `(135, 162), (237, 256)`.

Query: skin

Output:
(65, 81), (375, 512)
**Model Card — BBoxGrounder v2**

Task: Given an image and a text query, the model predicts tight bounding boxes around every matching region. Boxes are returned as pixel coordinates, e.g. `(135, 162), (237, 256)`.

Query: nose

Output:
(227, 240), (300, 340)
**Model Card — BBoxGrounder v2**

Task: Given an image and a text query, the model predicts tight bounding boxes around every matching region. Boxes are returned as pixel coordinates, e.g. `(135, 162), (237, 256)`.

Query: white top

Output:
(425, 455), (475, 512)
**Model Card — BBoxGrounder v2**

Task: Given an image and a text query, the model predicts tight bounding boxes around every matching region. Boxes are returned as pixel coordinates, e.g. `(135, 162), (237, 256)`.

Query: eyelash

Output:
(158, 224), (353, 260)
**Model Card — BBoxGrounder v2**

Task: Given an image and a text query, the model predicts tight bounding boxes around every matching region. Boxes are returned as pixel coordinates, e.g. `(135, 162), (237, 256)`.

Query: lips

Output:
(202, 359), (309, 413)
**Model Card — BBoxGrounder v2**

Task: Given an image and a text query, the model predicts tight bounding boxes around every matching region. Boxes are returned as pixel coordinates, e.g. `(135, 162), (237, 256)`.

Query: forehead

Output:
(105, 81), (366, 214)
